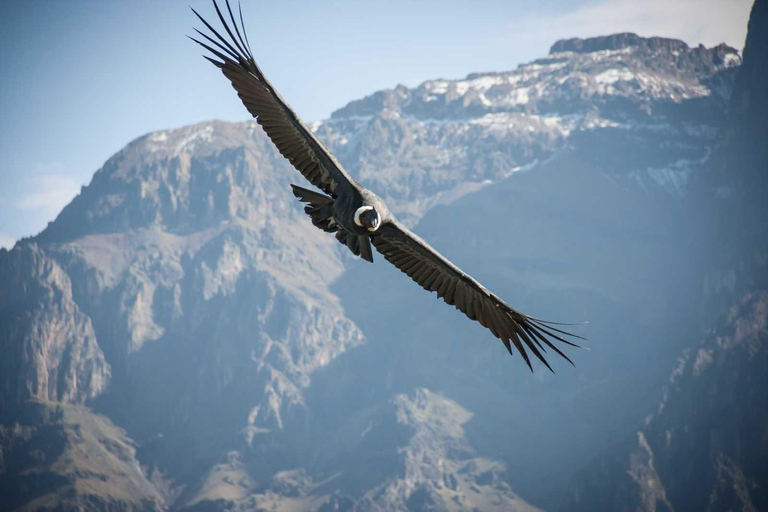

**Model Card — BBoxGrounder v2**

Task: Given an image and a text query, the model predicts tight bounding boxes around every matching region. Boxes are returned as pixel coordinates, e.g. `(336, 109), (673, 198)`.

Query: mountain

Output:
(314, 32), (737, 224)
(568, 2), (768, 510)
(707, 0), (768, 299)
(567, 291), (768, 512)
(0, 25), (755, 512)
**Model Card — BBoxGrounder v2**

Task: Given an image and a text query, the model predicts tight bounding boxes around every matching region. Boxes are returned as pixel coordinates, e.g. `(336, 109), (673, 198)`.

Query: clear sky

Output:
(0, 0), (753, 249)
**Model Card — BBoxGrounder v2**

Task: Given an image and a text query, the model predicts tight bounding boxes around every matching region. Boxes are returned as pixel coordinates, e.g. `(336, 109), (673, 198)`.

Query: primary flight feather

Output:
(190, 0), (585, 372)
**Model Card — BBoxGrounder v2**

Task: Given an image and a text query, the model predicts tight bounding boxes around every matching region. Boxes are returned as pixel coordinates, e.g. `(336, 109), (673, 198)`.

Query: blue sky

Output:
(0, 0), (753, 249)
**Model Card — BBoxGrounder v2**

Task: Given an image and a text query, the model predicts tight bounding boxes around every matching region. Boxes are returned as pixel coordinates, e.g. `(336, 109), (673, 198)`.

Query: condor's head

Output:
(354, 206), (381, 232)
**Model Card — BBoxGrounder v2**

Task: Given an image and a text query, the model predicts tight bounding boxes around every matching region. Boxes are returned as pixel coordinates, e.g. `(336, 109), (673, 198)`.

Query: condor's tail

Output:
(291, 185), (336, 232)
(291, 184), (374, 262)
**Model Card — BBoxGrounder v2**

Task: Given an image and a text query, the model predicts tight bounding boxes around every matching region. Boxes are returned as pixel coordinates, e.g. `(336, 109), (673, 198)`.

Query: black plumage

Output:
(191, 0), (585, 371)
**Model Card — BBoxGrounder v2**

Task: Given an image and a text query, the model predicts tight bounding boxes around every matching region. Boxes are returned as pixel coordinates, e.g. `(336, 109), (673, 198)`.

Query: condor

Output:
(190, 0), (585, 371)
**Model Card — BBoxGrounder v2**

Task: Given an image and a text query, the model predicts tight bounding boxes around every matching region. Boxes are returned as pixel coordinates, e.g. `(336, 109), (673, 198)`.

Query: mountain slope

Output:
(568, 2), (768, 510)
(1, 402), (163, 512)
(2, 121), (367, 511)
(568, 291), (768, 512)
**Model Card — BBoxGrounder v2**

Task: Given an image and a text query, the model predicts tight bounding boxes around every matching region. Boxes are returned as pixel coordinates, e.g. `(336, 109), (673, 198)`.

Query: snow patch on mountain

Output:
(322, 34), (736, 203)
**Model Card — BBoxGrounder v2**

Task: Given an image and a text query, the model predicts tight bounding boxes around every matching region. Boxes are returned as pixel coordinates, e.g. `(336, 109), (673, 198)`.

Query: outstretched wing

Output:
(190, 0), (354, 197)
(371, 221), (584, 371)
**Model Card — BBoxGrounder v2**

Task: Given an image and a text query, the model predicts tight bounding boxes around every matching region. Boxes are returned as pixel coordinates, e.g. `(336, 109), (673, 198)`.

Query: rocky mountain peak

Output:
(36, 120), (307, 244)
(549, 33), (690, 55)
(331, 32), (738, 124)
(312, 32), (740, 224)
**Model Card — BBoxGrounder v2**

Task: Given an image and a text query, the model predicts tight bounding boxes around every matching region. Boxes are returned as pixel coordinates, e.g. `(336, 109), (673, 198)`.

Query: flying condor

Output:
(189, 0), (585, 371)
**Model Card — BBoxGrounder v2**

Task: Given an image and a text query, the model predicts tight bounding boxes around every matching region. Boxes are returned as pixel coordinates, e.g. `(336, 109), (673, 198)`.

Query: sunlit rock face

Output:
(1, 26), (761, 511)
(0, 243), (110, 409)
(1, 119), (367, 511)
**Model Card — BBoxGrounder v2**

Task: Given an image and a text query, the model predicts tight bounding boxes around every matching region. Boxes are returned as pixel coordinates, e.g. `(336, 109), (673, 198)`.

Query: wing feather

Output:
(371, 221), (583, 371)
(191, 0), (355, 197)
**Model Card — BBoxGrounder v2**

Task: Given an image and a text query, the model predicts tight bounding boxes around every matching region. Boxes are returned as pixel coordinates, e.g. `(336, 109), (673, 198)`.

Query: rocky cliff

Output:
(568, 291), (768, 512)
(568, 2), (768, 510)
